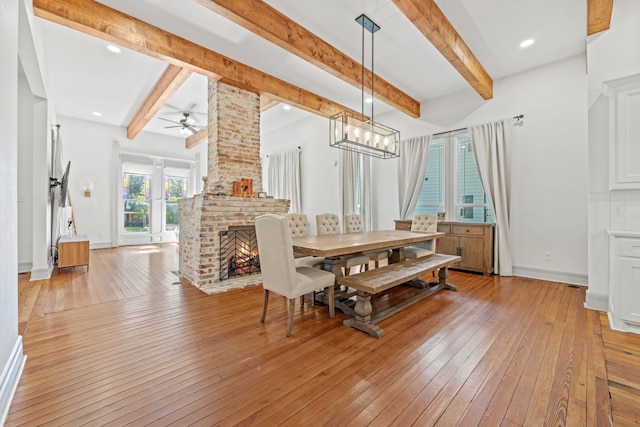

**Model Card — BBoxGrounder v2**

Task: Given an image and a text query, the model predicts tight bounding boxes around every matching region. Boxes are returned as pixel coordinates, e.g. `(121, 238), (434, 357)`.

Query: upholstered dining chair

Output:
(404, 214), (438, 259)
(316, 213), (369, 276)
(255, 214), (335, 337)
(286, 213), (325, 269)
(344, 213), (391, 268)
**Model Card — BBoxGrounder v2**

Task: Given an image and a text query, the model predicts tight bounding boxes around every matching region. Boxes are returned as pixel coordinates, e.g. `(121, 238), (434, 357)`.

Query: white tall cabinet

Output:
(600, 75), (640, 333)
(608, 232), (640, 333)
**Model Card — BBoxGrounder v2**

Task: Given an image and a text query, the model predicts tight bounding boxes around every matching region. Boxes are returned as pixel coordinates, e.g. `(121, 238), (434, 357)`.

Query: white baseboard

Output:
(90, 241), (114, 250)
(17, 262), (32, 274)
(512, 265), (588, 286)
(0, 336), (27, 426)
(29, 261), (53, 281)
(584, 291), (609, 312)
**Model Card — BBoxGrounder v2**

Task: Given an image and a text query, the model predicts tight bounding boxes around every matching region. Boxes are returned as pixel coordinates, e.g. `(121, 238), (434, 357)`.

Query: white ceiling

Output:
(36, 0), (587, 139)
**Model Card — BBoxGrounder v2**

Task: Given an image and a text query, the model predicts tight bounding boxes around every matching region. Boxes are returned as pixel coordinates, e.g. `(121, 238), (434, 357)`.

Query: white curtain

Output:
(361, 154), (372, 231)
(471, 120), (513, 276)
(397, 135), (432, 220)
(265, 148), (301, 213)
(340, 150), (372, 230)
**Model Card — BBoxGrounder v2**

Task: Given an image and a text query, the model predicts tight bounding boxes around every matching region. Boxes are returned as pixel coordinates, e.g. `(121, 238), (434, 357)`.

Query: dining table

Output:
(291, 229), (444, 314)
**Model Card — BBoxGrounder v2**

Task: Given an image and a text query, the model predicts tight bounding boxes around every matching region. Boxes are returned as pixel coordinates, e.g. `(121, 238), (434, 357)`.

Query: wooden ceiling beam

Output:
(260, 95), (280, 112)
(33, 0), (361, 120)
(392, 0), (493, 100)
(588, 0), (614, 35)
(185, 129), (207, 149)
(126, 64), (192, 139)
(195, 0), (421, 118)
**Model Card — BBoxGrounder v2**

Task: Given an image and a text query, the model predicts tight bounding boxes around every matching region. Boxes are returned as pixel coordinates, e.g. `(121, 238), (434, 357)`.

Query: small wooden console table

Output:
(58, 234), (90, 272)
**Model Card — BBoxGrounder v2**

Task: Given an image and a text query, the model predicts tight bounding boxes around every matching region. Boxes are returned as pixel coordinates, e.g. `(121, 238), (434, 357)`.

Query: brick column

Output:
(206, 79), (262, 195)
(179, 80), (288, 292)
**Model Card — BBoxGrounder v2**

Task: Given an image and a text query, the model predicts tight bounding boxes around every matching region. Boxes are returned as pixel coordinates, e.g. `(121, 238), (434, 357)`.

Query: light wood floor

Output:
(7, 244), (639, 426)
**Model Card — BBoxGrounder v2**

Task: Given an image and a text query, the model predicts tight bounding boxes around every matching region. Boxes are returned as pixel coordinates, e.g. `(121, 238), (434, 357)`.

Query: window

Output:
(165, 175), (187, 232)
(414, 140), (444, 215)
(119, 156), (195, 245)
(123, 172), (151, 233)
(415, 132), (493, 223)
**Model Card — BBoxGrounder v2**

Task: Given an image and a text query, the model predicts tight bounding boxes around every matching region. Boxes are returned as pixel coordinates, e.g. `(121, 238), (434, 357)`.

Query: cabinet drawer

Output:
(618, 238), (640, 258)
(437, 224), (451, 233)
(394, 220), (412, 231)
(451, 225), (484, 236)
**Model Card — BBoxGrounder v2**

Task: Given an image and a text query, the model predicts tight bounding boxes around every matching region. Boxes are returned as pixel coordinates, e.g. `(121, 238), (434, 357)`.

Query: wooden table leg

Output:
(388, 247), (405, 264)
(328, 284), (335, 318)
(317, 257), (356, 315)
(323, 256), (344, 281)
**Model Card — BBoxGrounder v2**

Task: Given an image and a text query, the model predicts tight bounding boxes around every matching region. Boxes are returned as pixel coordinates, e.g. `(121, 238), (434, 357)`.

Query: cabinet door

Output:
(458, 236), (484, 270)
(618, 256), (640, 325)
(437, 235), (458, 256)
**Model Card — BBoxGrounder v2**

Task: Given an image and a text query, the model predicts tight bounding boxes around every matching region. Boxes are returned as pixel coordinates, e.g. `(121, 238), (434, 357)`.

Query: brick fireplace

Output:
(178, 80), (289, 293)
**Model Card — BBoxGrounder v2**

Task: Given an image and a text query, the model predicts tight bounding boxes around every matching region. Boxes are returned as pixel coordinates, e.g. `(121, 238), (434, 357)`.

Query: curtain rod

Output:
(431, 114), (525, 138)
(266, 146), (301, 158)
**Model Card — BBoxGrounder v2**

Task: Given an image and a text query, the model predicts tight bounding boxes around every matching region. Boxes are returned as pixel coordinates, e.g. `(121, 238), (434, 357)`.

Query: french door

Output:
(118, 156), (194, 246)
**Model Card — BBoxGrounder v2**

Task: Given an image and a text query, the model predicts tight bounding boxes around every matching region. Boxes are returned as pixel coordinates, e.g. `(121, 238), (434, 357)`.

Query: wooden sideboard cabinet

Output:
(394, 220), (494, 275)
(57, 234), (90, 272)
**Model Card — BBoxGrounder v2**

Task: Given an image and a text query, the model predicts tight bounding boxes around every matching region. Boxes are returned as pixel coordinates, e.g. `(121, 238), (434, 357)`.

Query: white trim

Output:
(607, 311), (640, 334)
(29, 259), (53, 281)
(89, 241), (114, 250)
(18, 262), (32, 274)
(512, 265), (588, 286)
(584, 291), (609, 312)
(0, 336), (27, 426)
(607, 230), (640, 238)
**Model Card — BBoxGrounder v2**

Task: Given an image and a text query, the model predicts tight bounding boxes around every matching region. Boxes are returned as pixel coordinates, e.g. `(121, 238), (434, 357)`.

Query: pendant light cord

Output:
(361, 19), (365, 119)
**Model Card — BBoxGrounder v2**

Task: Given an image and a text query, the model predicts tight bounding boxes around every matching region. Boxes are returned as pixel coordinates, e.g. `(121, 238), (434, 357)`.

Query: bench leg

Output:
(342, 290), (384, 338)
(438, 266), (458, 291)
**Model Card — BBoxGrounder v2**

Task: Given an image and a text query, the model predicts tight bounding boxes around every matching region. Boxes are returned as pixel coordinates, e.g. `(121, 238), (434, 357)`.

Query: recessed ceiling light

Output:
(282, 104), (291, 110)
(106, 44), (121, 53)
(520, 39), (534, 48)
(92, 111), (102, 116)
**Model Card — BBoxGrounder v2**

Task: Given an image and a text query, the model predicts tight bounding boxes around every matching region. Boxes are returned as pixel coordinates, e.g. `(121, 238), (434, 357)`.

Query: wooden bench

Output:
(337, 253), (461, 338)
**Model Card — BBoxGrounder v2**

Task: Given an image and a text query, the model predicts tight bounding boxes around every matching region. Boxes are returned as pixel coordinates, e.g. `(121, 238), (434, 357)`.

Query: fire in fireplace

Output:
(219, 226), (260, 280)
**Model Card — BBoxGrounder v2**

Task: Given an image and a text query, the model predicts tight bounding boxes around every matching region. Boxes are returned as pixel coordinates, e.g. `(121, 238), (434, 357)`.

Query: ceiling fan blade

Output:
(164, 125), (182, 129)
(187, 127), (199, 136)
(158, 117), (180, 124)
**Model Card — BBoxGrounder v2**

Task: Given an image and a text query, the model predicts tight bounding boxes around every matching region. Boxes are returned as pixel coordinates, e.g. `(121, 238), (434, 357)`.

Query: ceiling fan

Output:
(158, 112), (205, 136)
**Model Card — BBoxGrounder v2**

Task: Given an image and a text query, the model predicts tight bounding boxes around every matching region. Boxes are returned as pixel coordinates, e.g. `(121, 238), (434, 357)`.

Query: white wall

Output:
(586, 0), (640, 310)
(58, 115), (207, 248)
(1, 0), (26, 421)
(408, 55), (589, 285)
(263, 55), (589, 285)
(17, 73), (34, 272)
(261, 113), (341, 234)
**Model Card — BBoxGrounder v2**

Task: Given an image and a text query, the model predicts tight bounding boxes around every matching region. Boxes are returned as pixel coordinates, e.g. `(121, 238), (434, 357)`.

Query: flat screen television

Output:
(59, 161), (70, 207)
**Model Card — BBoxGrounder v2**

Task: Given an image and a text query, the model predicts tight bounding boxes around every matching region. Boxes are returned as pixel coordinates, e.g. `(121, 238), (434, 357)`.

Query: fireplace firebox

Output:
(219, 226), (260, 281)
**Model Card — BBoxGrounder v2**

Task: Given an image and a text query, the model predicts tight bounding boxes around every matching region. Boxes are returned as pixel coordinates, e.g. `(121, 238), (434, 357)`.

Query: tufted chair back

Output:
(255, 214), (336, 336)
(255, 214), (300, 294)
(404, 213), (438, 259)
(344, 213), (363, 233)
(286, 213), (311, 237)
(316, 213), (341, 235)
(411, 214), (438, 233)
